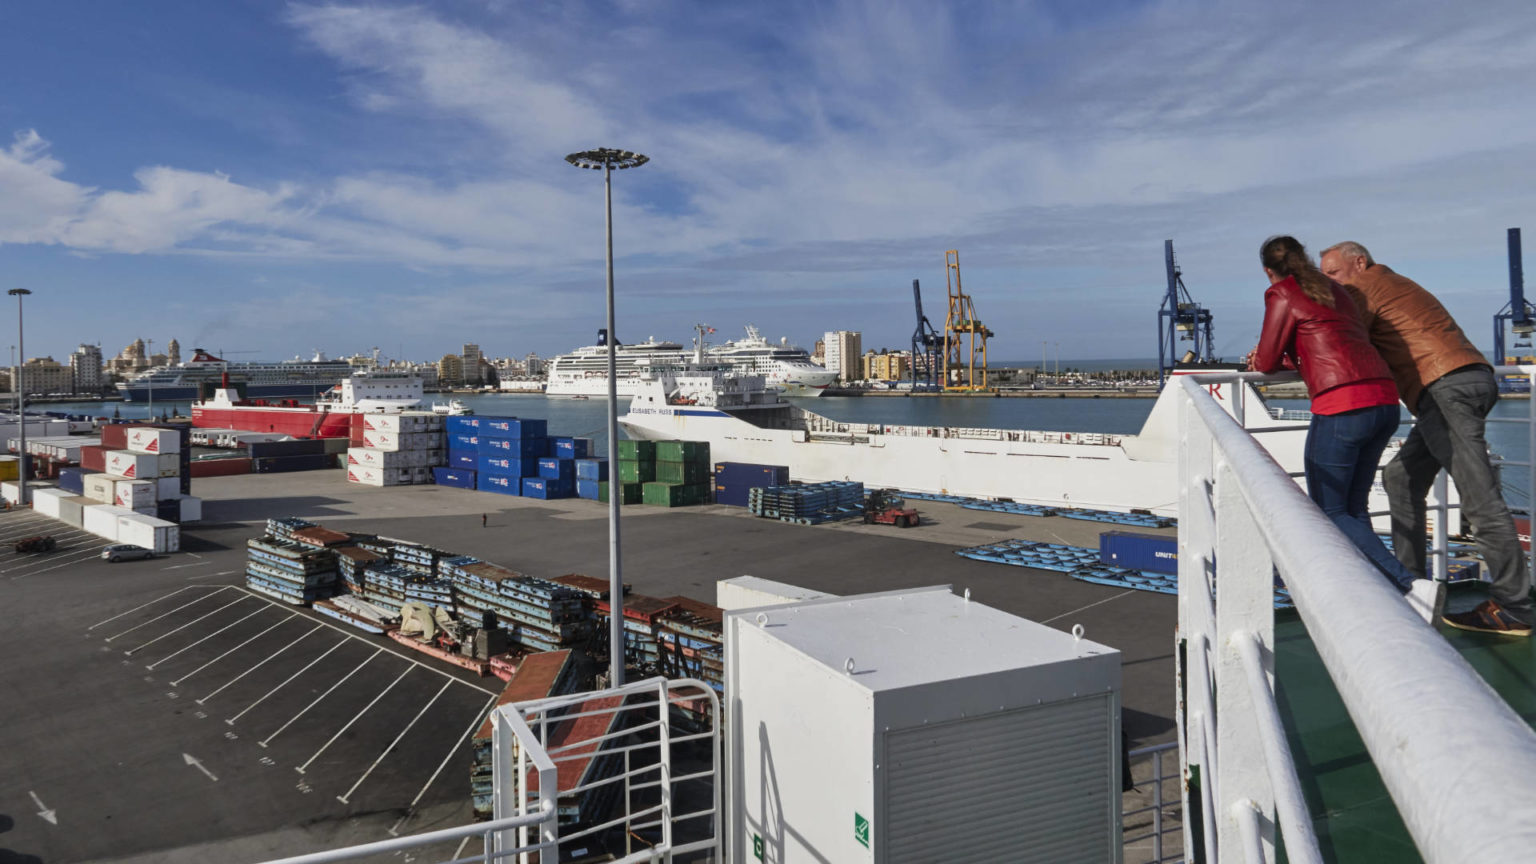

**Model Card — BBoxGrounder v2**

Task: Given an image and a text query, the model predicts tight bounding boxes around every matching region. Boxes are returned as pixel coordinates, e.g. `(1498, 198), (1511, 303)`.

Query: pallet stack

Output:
(347, 412), (446, 487)
(245, 537), (340, 605)
(450, 564), (591, 652)
(748, 481), (865, 524)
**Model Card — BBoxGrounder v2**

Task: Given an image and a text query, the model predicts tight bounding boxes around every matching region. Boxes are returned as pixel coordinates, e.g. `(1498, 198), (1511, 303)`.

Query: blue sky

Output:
(3, 1), (1536, 365)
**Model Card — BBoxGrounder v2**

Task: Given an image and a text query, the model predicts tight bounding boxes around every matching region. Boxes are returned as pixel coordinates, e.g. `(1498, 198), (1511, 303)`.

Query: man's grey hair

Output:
(1321, 241), (1374, 266)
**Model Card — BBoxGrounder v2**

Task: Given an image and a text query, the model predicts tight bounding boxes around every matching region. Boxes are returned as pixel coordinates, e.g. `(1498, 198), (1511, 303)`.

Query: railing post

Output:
(1528, 367), (1535, 589)
(1430, 471), (1449, 582)
(1177, 383), (1219, 860)
(1213, 459), (1276, 859)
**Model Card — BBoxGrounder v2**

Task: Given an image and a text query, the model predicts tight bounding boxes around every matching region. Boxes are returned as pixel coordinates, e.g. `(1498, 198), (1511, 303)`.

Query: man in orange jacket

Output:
(1323, 241), (1532, 636)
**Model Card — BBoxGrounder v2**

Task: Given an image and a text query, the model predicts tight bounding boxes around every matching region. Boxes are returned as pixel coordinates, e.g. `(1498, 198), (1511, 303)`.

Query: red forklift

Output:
(864, 489), (920, 528)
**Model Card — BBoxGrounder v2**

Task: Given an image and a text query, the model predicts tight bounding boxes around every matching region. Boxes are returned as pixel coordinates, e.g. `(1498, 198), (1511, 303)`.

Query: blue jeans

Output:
(1305, 403), (1417, 591)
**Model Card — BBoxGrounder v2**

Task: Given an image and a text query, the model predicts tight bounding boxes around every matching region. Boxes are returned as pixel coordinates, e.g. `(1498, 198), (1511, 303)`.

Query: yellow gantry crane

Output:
(941, 250), (994, 392)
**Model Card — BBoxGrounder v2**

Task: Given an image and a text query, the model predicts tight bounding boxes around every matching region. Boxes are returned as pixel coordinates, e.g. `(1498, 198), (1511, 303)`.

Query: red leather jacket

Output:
(1252, 276), (1392, 398)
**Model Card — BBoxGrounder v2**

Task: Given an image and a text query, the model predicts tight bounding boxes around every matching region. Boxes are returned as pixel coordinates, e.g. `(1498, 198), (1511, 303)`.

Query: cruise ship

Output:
(544, 325), (835, 398)
(115, 349), (356, 402)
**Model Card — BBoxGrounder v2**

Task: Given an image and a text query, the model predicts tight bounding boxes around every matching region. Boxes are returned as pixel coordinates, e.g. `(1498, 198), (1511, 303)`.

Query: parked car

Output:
(14, 535), (56, 554)
(102, 544), (155, 563)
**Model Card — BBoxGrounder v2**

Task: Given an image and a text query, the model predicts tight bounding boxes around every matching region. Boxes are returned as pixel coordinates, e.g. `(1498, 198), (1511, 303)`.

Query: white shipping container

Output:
(346, 447), (435, 469)
(104, 450), (159, 480)
(83, 504), (136, 541)
(58, 495), (88, 528)
(361, 414), (404, 434)
(156, 477), (181, 499)
(114, 480), (155, 509)
(158, 454), (180, 478)
(346, 465), (410, 486)
(83, 473), (122, 504)
(126, 427), (182, 455)
(725, 587), (1122, 864)
(176, 495), (203, 523)
(358, 430), (443, 451)
(404, 411), (445, 432)
(31, 487), (68, 519)
(116, 513), (180, 554)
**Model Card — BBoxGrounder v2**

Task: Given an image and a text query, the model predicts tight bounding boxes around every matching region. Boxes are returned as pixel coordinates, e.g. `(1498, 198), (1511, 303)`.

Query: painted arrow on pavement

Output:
(183, 752), (218, 782)
(29, 790), (57, 825)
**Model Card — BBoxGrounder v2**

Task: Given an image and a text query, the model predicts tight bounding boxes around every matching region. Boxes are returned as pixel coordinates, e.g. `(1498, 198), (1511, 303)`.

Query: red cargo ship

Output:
(191, 370), (428, 439)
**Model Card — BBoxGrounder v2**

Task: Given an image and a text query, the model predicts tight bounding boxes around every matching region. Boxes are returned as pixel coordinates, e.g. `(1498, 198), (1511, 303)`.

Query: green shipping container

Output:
(619, 460), (657, 484)
(617, 440), (657, 461)
(599, 482), (644, 504)
(655, 440), (711, 464)
(655, 460), (711, 484)
(642, 481), (713, 507)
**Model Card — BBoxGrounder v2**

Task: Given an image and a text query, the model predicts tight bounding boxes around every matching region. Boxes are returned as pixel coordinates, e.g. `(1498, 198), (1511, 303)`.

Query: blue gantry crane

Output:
(1157, 239), (1215, 384)
(910, 278), (943, 390)
(1493, 227), (1533, 364)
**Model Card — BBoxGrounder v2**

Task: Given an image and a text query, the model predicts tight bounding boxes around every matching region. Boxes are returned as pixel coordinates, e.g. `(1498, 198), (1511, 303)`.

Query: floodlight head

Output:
(565, 148), (649, 171)
(7, 289), (31, 297)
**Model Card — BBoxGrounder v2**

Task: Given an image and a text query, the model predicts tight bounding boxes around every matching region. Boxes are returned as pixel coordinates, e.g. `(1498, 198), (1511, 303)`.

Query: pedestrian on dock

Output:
(1249, 235), (1442, 622)
(481, 513), (487, 528)
(1322, 241), (1533, 636)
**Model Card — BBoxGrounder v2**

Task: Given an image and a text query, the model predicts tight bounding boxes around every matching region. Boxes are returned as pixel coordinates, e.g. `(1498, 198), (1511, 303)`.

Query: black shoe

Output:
(1442, 600), (1533, 637)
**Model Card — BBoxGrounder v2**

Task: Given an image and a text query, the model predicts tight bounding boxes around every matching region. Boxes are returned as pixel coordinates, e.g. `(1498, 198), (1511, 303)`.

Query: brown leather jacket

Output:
(1340, 264), (1487, 412)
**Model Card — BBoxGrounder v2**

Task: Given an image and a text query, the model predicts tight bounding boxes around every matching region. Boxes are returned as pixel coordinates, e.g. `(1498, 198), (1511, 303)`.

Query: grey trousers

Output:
(1383, 365), (1534, 623)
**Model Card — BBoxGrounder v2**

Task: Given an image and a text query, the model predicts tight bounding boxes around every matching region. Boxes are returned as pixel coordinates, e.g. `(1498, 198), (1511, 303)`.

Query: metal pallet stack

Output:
(748, 480), (865, 524)
(449, 563), (591, 652)
(655, 597), (725, 715)
(470, 649), (582, 820)
(335, 545), (384, 594)
(594, 595), (679, 669)
(245, 536), (339, 606)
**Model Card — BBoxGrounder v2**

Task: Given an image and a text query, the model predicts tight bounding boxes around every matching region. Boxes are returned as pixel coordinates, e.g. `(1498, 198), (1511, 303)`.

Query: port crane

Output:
(909, 279), (942, 390)
(1157, 239), (1214, 385)
(1493, 228), (1533, 363)
(941, 250), (993, 392)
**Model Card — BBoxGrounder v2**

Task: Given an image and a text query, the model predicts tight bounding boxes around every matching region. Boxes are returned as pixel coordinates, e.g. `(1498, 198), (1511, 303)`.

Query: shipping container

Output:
(156, 499), (180, 523)
(114, 480), (155, 510)
(575, 478), (601, 500)
(58, 495), (87, 528)
(448, 433), (480, 450)
(1098, 530), (1178, 574)
(553, 437), (592, 459)
(617, 440), (657, 461)
(656, 461), (710, 485)
(477, 472), (520, 494)
(521, 476), (574, 499)
(480, 436), (547, 458)
(83, 473), (120, 504)
(599, 482), (645, 505)
(537, 457), (576, 481)
(477, 454), (540, 477)
(655, 440), (710, 464)
(32, 487), (68, 519)
(618, 460), (657, 484)
(80, 445), (106, 472)
(432, 467), (477, 489)
(574, 458), (609, 481)
(481, 417), (546, 438)
(156, 477), (180, 499)
(449, 450), (478, 470)
(83, 504), (137, 541)
(347, 447), (438, 469)
(104, 450), (158, 481)
(177, 495), (203, 523)
(346, 465), (412, 487)
(0, 455), (17, 482)
(247, 439), (327, 459)
(714, 462), (790, 488)
(116, 513), (180, 554)
(253, 454), (332, 473)
(189, 457), (252, 478)
(126, 427), (182, 455)
(360, 430), (443, 451)
(642, 481), (711, 507)
(446, 415), (481, 435)
(57, 466), (97, 494)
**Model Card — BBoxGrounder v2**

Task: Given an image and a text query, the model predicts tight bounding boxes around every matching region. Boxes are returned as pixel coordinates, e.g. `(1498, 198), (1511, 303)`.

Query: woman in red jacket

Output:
(1249, 236), (1441, 620)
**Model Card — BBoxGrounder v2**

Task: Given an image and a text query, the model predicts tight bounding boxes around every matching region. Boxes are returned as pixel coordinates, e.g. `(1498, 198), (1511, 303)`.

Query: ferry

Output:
(116, 349), (356, 402)
(545, 325), (834, 398)
(191, 369), (445, 438)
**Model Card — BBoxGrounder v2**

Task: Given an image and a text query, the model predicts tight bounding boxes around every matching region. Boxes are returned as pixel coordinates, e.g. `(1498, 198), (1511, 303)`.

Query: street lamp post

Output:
(9, 289), (31, 506)
(565, 147), (648, 689)
(146, 338), (155, 421)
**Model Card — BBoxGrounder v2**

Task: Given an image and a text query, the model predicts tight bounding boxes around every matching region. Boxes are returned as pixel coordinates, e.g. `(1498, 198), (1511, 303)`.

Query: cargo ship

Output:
(545, 325), (835, 398)
(116, 349), (356, 402)
(191, 370), (431, 439)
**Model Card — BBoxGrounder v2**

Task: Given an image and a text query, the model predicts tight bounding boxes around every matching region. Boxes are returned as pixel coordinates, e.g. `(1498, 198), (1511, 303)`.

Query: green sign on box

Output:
(854, 812), (870, 849)
(753, 833), (764, 860)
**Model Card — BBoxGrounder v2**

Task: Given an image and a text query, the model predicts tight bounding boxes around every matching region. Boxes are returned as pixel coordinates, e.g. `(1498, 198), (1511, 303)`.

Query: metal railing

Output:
(261, 676), (719, 864)
(1123, 741), (1181, 864)
(1175, 369), (1536, 863)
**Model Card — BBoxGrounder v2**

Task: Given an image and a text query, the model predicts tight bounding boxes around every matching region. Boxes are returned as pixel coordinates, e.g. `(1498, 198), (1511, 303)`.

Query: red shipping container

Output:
(80, 445), (107, 472)
(190, 457), (252, 478)
(101, 424), (129, 450)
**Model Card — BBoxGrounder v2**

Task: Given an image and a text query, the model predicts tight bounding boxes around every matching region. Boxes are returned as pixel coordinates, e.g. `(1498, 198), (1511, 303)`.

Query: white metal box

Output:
(126, 427), (182, 455)
(725, 586), (1122, 864)
(716, 575), (835, 611)
(83, 504), (136, 541)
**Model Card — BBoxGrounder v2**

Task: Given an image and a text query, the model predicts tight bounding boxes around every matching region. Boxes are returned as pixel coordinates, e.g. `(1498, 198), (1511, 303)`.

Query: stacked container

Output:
(713, 462), (791, 508)
(77, 423), (197, 535)
(574, 457), (609, 501)
(346, 412), (446, 487)
(475, 418), (549, 497)
(249, 439), (332, 473)
(442, 416), (481, 488)
(608, 439), (654, 505)
(643, 440), (713, 507)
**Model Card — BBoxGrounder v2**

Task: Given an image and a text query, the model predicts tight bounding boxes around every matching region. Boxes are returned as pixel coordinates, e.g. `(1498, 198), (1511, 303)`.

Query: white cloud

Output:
(0, 130), (89, 244)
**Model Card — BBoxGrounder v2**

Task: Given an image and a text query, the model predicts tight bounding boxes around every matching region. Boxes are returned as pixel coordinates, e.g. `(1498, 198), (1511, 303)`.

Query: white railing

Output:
(1176, 369), (1536, 863)
(260, 676), (719, 864)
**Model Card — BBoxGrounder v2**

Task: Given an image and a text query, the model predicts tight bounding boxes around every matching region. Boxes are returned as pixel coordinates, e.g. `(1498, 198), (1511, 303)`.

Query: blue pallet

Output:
(903, 490), (1176, 527)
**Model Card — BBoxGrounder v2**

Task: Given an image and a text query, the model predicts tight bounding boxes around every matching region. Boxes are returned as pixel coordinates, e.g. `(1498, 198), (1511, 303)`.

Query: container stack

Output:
(613, 439), (655, 505)
(450, 563), (591, 652)
(249, 439), (333, 474)
(641, 440), (712, 507)
(245, 535), (340, 605)
(595, 594), (679, 669)
(437, 416), (480, 488)
(347, 412), (445, 487)
(336, 545), (384, 594)
(475, 418), (548, 497)
(748, 480), (865, 524)
(68, 425), (191, 546)
(713, 462), (790, 508)
(573, 457), (609, 500)
(654, 597), (726, 718)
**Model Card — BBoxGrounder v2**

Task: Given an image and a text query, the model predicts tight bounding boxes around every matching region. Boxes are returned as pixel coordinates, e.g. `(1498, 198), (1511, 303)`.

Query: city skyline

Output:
(3, 3), (1535, 361)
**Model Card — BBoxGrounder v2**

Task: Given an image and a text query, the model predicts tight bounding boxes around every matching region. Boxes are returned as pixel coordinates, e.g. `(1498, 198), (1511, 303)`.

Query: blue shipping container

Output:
(554, 437), (592, 459)
(477, 473), (520, 494)
(714, 462), (790, 488)
(58, 467), (98, 495)
(575, 478), (601, 500)
(478, 455), (542, 477)
(481, 435), (547, 458)
(1099, 531), (1178, 574)
(445, 416), (481, 435)
(449, 451), (478, 470)
(521, 476), (573, 499)
(537, 457), (575, 481)
(433, 467), (477, 489)
(482, 417), (546, 438)
(713, 484), (752, 507)
(448, 433), (479, 450)
(574, 458), (608, 481)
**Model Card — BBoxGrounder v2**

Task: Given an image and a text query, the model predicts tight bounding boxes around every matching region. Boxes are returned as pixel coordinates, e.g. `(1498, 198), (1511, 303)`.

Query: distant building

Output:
(812, 339), (826, 366)
(412, 362), (440, 388)
(525, 352), (546, 376)
(18, 357), (71, 395)
(70, 344), (104, 393)
(822, 330), (862, 382)
(461, 343), (483, 385)
(438, 354), (464, 386)
(863, 350), (911, 382)
(166, 339), (181, 366)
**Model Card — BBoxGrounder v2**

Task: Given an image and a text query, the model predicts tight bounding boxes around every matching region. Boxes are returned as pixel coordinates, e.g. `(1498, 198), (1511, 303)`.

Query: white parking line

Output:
(226, 639), (348, 722)
(0, 525), (89, 543)
(145, 606), (269, 670)
(198, 624), (321, 704)
(160, 561), (211, 571)
(169, 613), (300, 687)
(390, 693), (498, 836)
(3, 543), (100, 573)
(0, 521), (65, 542)
(101, 586), (232, 638)
(89, 585), (221, 631)
(337, 680), (450, 804)
(10, 544), (113, 579)
(296, 665), (413, 774)
(258, 647), (383, 747)
(122, 596), (251, 656)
